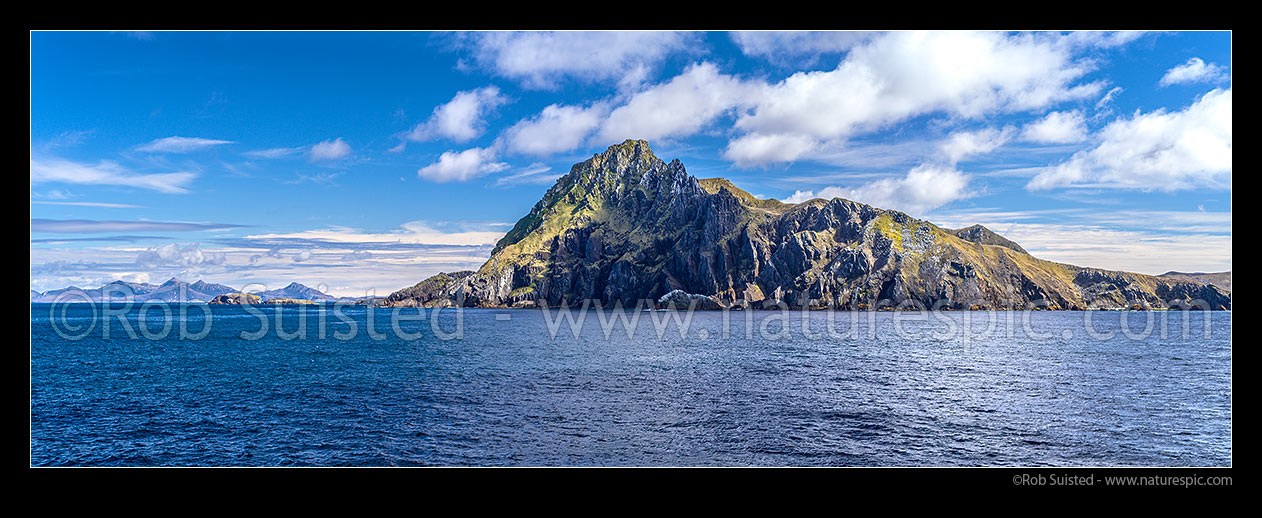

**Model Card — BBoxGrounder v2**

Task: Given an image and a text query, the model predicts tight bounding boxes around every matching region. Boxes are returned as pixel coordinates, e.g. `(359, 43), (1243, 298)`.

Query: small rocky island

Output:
(207, 294), (319, 305)
(208, 293), (261, 305)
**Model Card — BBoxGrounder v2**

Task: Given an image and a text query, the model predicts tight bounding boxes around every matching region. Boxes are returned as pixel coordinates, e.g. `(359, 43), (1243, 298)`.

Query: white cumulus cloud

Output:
(309, 138), (351, 161)
(940, 126), (1015, 163)
(784, 164), (972, 216)
(1021, 110), (1088, 144)
(727, 31), (1100, 166)
(596, 62), (758, 145)
(723, 133), (819, 167)
(730, 31), (874, 60)
(136, 243), (226, 267)
(1028, 88), (1231, 191)
(1159, 57), (1229, 87)
(417, 147), (508, 182)
(504, 103), (608, 156)
(456, 31), (695, 89)
(406, 86), (508, 143)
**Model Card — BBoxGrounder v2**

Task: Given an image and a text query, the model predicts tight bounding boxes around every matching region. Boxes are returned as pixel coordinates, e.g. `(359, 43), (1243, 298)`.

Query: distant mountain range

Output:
(249, 282), (339, 302)
(30, 279), (345, 303)
(382, 140), (1232, 311)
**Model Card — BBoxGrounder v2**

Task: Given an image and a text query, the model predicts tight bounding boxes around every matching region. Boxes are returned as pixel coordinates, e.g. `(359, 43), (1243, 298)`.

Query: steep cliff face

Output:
(389, 140), (1231, 310)
(383, 271), (473, 307)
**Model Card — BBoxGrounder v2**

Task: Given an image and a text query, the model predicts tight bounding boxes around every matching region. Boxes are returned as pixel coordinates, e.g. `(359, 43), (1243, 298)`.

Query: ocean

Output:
(30, 304), (1231, 466)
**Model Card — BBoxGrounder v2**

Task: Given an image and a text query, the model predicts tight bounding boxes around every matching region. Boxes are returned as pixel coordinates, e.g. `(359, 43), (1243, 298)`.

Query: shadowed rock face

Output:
(1158, 271), (1232, 293)
(388, 140), (1231, 310)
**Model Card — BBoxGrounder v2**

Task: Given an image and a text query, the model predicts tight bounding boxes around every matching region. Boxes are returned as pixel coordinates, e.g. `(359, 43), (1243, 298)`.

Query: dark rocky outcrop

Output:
(264, 298), (316, 305)
(380, 271), (474, 307)
(208, 293), (261, 305)
(656, 289), (724, 310)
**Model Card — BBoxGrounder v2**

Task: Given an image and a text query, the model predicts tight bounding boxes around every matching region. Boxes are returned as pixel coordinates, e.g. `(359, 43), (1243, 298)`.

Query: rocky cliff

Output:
(387, 140), (1231, 311)
(208, 293), (261, 305)
(1158, 271), (1231, 293)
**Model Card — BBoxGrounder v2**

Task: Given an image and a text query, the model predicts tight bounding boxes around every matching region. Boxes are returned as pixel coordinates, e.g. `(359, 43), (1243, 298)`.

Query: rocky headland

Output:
(383, 140), (1231, 311)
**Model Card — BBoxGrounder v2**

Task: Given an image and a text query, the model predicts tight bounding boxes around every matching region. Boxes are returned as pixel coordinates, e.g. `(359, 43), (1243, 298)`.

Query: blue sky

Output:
(30, 31), (1232, 296)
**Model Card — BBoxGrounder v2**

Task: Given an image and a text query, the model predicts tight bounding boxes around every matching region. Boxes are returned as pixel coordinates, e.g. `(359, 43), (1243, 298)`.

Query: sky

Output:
(30, 30), (1232, 297)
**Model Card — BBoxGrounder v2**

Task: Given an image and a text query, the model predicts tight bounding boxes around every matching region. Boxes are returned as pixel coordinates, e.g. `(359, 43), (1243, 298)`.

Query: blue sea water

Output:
(30, 304), (1231, 466)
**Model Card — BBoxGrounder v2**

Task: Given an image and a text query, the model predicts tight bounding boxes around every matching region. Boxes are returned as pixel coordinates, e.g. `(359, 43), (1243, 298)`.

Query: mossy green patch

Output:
(697, 178), (795, 215)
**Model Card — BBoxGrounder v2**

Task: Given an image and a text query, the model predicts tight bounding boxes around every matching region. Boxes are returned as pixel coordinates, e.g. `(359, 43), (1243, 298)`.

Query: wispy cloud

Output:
(136, 136), (235, 153)
(244, 146), (305, 159)
(1065, 231), (1230, 274)
(929, 208), (1231, 275)
(246, 220), (506, 247)
(119, 31), (155, 41)
(244, 139), (351, 162)
(30, 235), (174, 244)
(39, 129), (95, 152)
(284, 171), (344, 185)
(31, 201), (145, 208)
(30, 156), (197, 193)
(31, 219), (246, 233)
(493, 163), (561, 187)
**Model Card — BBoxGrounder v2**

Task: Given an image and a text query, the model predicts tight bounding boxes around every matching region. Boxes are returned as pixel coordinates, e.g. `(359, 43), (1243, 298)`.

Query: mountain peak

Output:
(248, 281), (335, 302)
(946, 225), (1027, 254)
(581, 139), (664, 179)
(601, 139), (654, 157)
